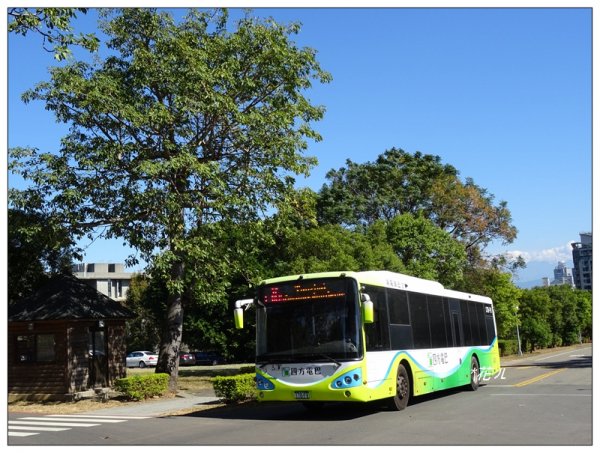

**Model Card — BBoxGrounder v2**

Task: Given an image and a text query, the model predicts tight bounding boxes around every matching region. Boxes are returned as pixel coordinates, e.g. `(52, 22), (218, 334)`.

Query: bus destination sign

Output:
(263, 281), (346, 304)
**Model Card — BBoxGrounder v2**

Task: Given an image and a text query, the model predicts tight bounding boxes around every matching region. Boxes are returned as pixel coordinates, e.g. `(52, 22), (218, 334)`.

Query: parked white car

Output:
(126, 351), (158, 368)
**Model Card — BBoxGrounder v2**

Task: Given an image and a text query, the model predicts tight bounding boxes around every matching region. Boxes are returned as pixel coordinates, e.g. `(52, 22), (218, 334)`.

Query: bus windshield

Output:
(256, 277), (362, 363)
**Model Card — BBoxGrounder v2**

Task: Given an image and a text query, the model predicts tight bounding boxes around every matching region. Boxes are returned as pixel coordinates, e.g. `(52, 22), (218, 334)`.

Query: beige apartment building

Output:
(72, 263), (133, 301)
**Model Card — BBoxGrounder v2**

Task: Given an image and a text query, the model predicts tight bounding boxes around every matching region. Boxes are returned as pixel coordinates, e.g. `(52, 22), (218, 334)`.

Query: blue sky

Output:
(5, 5), (594, 285)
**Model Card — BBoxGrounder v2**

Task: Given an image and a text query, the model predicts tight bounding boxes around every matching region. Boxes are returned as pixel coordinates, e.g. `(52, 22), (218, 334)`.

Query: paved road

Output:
(8, 344), (592, 445)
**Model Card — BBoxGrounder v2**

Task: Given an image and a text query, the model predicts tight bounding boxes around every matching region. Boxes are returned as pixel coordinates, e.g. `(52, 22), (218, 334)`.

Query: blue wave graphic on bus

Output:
(376, 338), (497, 384)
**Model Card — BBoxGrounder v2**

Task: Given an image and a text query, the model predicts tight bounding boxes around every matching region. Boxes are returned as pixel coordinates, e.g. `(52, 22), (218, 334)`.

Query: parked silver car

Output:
(126, 351), (158, 368)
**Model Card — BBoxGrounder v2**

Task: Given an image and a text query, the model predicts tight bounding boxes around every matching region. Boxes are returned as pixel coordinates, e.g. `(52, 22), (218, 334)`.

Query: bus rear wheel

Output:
(387, 363), (410, 411)
(468, 356), (480, 391)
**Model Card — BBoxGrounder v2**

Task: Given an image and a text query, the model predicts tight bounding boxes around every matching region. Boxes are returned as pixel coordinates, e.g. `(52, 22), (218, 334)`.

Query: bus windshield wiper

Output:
(258, 353), (341, 366)
(313, 353), (341, 367)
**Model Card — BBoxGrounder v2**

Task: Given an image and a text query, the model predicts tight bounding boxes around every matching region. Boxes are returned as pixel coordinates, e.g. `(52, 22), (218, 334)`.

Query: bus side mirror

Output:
(234, 299), (253, 329)
(234, 308), (244, 329)
(362, 294), (374, 324)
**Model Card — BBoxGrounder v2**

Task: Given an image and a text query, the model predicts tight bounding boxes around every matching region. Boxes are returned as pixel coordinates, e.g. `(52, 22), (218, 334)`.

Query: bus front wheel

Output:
(388, 363), (410, 411)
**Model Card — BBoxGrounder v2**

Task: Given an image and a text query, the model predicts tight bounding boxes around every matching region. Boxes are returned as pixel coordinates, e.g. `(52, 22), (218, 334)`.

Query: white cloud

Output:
(505, 241), (575, 264)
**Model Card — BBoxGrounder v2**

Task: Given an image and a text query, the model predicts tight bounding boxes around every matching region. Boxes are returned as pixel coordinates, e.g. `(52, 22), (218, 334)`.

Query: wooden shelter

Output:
(8, 274), (135, 401)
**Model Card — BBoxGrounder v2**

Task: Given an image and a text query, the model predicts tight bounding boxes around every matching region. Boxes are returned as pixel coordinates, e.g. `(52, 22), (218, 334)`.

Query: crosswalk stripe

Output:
(8, 413), (150, 440)
(20, 416), (127, 423)
(9, 420), (100, 427)
(8, 425), (71, 432)
(47, 414), (150, 419)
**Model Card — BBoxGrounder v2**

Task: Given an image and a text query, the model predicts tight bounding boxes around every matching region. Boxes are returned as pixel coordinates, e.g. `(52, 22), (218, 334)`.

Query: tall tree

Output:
(9, 8), (331, 391)
(316, 148), (517, 263)
(317, 149), (457, 227)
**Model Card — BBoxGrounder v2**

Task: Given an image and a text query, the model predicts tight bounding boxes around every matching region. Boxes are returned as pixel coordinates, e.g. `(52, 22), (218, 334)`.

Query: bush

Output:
(212, 373), (256, 403)
(498, 339), (519, 356)
(114, 373), (169, 400)
(239, 365), (255, 374)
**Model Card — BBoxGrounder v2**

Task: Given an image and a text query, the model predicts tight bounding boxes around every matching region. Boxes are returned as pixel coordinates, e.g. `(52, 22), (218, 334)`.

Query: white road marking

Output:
(21, 416), (127, 423)
(490, 393), (591, 397)
(49, 414), (150, 419)
(9, 420), (100, 427)
(534, 347), (591, 362)
(8, 424), (70, 432)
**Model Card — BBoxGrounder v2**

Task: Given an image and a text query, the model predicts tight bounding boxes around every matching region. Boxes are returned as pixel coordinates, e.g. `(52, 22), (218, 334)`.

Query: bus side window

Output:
(447, 298), (463, 347)
(442, 297), (453, 347)
(408, 292), (431, 349)
(475, 302), (487, 346)
(428, 295), (448, 348)
(388, 288), (413, 350)
(467, 301), (482, 346)
(460, 300), (473, 346)
(363, 285), (390, 351)
(484, 304), (496, 344)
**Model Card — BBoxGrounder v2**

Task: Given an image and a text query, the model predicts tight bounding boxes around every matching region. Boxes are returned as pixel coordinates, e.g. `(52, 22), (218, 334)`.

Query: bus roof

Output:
(260, 270), (492, 304)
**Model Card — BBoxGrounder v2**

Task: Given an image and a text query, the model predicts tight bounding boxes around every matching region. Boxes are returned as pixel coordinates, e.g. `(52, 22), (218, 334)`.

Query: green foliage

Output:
(377, 214), (467, 286)
(124, 274), (165, 351)
(114, 373), (169, 400)
(316, 148), (517, 263)
(518, 288), (552, 351)
(520, 317), (552, 352)
(270, 224), (401, 276)
(7, 208), (80, 303)
(212, 373), (256, 402)
(517, 285), (592, 351)
(8, 8), (99, 60)
(317, 148), (457, 226)
(498, 339), (519, 356)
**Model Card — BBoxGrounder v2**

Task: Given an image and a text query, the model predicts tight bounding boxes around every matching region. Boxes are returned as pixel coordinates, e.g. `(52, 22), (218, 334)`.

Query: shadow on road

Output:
(176, 400), (384, 421)
(503, 354), (592, 370)
(174, 386), (474, 421)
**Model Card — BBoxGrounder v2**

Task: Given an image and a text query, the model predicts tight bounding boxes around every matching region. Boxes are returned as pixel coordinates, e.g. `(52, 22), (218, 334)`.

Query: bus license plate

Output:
(295, 391), (310, 400)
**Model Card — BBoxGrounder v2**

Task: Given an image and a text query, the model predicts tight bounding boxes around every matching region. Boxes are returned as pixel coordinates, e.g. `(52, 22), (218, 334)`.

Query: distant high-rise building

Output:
(571, 232), (592, 291)
(541, 277), (550, 287)
(551, 261), (574, 287)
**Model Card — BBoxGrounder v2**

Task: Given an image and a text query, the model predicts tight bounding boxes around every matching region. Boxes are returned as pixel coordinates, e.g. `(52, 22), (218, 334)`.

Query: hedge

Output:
(212, 373), (256, 402)
(114, 373), (169, 400)
(498, 339), (519, 356)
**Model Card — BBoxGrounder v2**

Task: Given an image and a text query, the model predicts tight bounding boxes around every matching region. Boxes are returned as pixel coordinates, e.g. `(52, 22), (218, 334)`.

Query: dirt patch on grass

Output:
(8, 365), (249, 415)
(8, 397), (138, 414)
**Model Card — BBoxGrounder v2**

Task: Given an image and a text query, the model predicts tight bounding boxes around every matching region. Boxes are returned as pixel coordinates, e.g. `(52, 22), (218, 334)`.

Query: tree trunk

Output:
(155, 260), (184, 393)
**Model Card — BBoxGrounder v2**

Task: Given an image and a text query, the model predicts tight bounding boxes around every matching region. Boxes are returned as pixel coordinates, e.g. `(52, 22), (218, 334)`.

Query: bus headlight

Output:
(331, 369), (362, 389)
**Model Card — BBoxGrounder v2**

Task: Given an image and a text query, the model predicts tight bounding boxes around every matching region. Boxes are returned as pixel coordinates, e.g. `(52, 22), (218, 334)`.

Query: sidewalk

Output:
(83, 392), (222, 417)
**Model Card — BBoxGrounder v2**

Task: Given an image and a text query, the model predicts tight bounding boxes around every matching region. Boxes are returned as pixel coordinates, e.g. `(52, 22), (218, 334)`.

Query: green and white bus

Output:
(234, 270), (500, 410)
